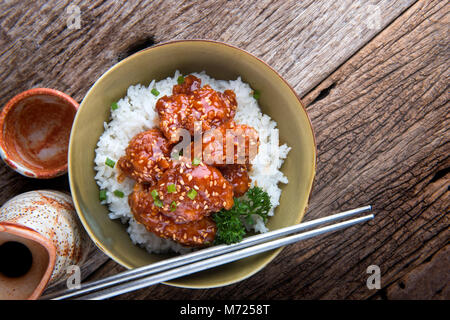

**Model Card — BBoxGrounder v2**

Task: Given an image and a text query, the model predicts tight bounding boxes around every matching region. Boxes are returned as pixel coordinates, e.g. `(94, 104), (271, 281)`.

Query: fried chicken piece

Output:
(117, 129), (172, 185)
(140, 158), (234, 224)
(156, 75), (237, 143)
(172, 74), (202, 95)
(183, 85), (237, 135)
(155, 94), (192, 143)
(191, 121), (259, 167)
(219, 165), (251, 197)
(130, 183), (216, 247)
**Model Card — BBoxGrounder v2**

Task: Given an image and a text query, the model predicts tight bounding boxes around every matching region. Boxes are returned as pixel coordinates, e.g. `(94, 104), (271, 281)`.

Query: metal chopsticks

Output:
(42, 205), (373, 300)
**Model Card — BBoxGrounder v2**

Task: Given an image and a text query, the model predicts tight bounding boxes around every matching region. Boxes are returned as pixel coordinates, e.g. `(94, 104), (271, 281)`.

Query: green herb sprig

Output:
(213, 187), (271, 245)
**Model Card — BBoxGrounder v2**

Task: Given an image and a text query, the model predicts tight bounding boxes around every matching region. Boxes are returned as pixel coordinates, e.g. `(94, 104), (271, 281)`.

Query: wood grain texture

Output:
(80, 0), (449, 300)
(1, 0), (447, 299)
(384, 245), (449, 299)
(0, 0), (415, 103)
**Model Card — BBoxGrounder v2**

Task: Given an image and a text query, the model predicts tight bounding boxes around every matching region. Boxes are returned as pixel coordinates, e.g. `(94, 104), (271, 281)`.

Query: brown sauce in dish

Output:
(4, 95), (76, 171)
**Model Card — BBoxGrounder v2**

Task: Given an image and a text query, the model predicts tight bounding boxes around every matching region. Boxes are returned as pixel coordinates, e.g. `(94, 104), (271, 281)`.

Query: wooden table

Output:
(0, 0), (448, 300)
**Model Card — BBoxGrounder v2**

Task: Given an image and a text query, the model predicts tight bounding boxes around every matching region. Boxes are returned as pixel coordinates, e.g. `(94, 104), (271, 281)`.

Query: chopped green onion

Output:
(170, 201), (177, 212)
(177, 75), (185, 84)
(99, 190), (107, 201)
(105, 158), (115, 168)
(167, 184), (176, 193)
(151, 88), (160, 96)
(154, 198), (163, 208)
(252, 90), (260, 100)
(113, 190), (124, 198)
(150, 189), (163, 207)
(192, 157), (201, 166)
(111, 102), (119, 110)
(187, 189), (197, 200)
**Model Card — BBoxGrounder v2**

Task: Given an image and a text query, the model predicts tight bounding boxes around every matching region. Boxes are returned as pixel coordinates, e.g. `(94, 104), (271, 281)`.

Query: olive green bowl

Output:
(68, 40), (316, 288)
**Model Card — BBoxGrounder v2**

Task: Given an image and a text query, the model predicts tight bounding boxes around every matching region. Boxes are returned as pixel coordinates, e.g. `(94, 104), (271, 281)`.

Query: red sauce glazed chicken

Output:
(117, 129), (172, 185)
(156, 75), (237, 143)
(120, 75), (260, 247)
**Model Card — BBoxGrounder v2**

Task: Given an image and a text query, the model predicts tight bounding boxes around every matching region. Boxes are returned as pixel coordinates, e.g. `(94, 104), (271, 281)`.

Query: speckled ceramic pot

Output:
(0, 190), (91, 299)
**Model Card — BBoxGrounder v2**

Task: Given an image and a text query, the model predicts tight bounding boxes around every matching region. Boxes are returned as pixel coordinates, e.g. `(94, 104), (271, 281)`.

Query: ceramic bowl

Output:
(69, 40), (316, 288)
(0, 88), (78, 178)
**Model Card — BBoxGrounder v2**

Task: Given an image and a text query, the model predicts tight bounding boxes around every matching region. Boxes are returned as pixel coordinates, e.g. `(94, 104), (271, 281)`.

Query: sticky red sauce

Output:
(3, 95), (76, 172)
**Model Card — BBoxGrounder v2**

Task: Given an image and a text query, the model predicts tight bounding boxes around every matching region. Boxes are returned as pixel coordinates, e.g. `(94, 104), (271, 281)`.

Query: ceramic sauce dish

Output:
(0, 88), (78, 178)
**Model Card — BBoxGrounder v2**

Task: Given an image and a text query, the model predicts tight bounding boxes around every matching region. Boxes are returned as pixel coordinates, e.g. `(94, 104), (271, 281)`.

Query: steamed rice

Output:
(94, 71), (290, 254)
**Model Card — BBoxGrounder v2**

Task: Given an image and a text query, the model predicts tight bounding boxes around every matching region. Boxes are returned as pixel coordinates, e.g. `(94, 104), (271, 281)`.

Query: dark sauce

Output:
(0, 241), (33, 278)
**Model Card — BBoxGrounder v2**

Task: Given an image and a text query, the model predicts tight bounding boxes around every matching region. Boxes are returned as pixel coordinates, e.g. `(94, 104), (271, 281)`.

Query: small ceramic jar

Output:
(0, 190), (91, 299)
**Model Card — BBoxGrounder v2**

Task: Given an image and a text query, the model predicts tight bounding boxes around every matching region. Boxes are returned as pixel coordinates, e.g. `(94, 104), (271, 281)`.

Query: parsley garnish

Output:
(213, 187), (271, 245)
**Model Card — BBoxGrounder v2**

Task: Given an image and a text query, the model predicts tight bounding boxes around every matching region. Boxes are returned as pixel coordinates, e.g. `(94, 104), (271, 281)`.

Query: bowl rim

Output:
(68, 39), (317, 289)
(0, 87), (79, 179)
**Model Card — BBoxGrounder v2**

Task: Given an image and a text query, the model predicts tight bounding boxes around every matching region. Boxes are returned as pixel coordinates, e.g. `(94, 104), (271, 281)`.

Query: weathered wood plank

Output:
(0, 0), (417, 297)
(0, 0), (416, 104)
(84, 0), (449, 299)
(382, 245), (449, 300)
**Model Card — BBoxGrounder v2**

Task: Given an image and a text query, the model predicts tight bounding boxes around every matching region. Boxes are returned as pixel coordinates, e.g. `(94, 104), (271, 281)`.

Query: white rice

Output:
(94, 71), (290, 254)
